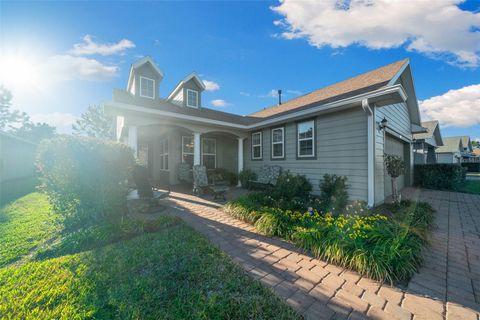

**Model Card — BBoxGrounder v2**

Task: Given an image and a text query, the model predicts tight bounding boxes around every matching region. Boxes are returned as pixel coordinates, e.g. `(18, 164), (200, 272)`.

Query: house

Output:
(104, 57), (425, 206)
(0, 131), (38, 204)
(412, 120), (443, 164)
(436, 137), (463, 164)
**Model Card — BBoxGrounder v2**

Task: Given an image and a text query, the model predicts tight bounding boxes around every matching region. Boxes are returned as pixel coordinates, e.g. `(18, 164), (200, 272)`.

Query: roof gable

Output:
(127, 57), (164, 91)
(167, 72), (206, 100)
(413, 120), (443, 146)
(436, 136), (463, 153)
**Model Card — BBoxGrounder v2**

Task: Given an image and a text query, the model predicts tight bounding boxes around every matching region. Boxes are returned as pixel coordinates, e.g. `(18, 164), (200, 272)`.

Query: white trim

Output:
(186, 89), (199, 108)
(182, 135), (194, 166)
(159, 138), (169, 171)
(139, 76), (155, 99)
(193, 132), (201, 165)
(362, 99), (375, 207)
(297, 120), (315, 158)
(251, 131), (262, 159)
(237, 137), (244, 186)
(167, 72), (205, 100)
(106, 84), (408, 131)
(271, 127), (285, 159)
(201, 137), (216, 169)
(387, 59), (409, 86)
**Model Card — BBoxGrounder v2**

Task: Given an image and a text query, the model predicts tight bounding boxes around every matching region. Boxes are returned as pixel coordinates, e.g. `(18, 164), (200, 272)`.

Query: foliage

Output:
(72, 105), (114, 139)
(225, 193), (434, 283)
(457, 180), (480, 195)
(414, 164), (466, 191)
(0, 215), (299, 319)
(13, 122), (57, 144)
(384, 154), (406, 178)
(271, 171), (312, 201)
(209, 168), (238, 186)
(319, 174), (349, 214)
(36, 136), (135, 228)
(238, 169), (257, 188)
(461, 162), (480, 172)
(0, 193), (60, 267)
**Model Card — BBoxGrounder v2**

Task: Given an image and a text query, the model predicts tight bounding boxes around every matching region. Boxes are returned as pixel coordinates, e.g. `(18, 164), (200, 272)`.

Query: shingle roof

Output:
(249, 59), (408, 119)
(436, 137), (462, 153)
(461, 136), (470, 148)
(413, 120), (439, 140)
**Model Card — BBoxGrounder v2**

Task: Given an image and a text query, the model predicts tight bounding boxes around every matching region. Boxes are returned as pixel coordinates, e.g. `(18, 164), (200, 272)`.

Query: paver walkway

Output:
(162, 188), (480, 319)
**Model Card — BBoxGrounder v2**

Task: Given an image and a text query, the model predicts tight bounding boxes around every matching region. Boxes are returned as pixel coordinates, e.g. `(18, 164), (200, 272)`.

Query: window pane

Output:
(202, 139), (215, 154)
(160, 156), (164, 170)
(253, 146), (261, 158)
(183, 154), (194, 168)
(183, 136), (194, 153)
(164, 155), (168, 170)
(203, 155), (215, 169)
(298, 121), (313, 139)
(299, 140), (313, 156)
(252, 133), (261, 145)
(141, 78), (154, 98)
(273, 143), (283, 157)
(272, 129), (283, 143)
(187, 90), (198, 107)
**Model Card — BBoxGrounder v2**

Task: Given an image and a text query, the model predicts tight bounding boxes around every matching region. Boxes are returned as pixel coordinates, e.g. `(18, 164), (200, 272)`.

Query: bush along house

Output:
(105, 57), (426, 206)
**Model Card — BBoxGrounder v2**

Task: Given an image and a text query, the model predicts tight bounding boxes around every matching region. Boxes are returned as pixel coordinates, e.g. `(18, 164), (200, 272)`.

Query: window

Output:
(182, 136), (194, 168)
(186, 89), (198, 108)
(202, 138), (216, 169)
(159, 138), (169, 171)
(271, 127), (284, 159)
(140, 76), (155, 99)
(251, 132), (262, 159)
(297, 120), (315, 158)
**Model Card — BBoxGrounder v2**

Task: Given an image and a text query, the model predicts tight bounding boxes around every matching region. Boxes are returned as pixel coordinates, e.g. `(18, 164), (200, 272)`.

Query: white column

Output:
(128, 126), (138, 157)
(237, 137), (244, 186)
(193, 132), (201, 166)
(116, 116), (124, 141)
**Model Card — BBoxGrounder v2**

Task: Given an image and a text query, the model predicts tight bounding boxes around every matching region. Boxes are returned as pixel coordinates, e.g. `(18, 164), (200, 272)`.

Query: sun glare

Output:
(0, 53), (44, 93)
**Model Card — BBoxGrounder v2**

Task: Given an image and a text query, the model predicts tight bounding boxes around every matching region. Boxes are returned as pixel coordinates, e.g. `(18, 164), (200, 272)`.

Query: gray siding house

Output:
(105, 57), (424, 206)
(412, 120), (443, 164)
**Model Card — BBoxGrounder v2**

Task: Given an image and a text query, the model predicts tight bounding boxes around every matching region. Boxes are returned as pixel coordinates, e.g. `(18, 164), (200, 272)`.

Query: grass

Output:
(458, 180), (480, 194)
(0, 193), (61, 267)
(225, 193), (434, 283)
(0, 193), (299, 319)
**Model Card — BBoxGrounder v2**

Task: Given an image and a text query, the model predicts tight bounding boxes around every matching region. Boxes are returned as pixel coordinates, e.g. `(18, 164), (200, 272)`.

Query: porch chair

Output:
(193, 165), (229, 200)
(248, 165), (282, 190)
(131, 165), (170, 212)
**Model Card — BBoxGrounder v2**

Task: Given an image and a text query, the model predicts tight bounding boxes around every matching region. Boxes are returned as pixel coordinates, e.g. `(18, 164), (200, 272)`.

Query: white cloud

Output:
(286, 89), (302, 96)
(420, 84), (480, 128)
(261, 89), (279, 98)
(70, 35), (135, 56)
(30, 112), (78, 133)
(46, 55), (118, 81)
(272, 0), (480, 67)
(240, 91), (251, 97)
(211, 99), (230, 107)
(203, 80), (220, 91)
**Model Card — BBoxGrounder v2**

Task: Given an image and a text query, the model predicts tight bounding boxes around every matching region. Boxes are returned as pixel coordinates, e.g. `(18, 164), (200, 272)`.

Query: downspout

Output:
(362, 99), (375, 207)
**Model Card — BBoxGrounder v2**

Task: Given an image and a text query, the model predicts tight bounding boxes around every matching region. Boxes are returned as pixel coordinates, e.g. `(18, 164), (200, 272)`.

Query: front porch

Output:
(125, 123), (246, 187)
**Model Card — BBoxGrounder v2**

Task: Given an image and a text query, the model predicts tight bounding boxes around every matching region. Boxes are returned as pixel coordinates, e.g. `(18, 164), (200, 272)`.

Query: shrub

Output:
(384, 154), (406, 203)
(414, 164), (466, 191)
(271, 171), (312, 201)
(319, 174), (349, 214)
(238, 169), (257, 188)
(36, 136), (135, 228)
(461, 162), (480, 173)
(210, 168), (238, 186)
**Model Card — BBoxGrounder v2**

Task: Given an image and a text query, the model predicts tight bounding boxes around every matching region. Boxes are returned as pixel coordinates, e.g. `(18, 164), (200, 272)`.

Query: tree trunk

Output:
(391, 176), (398, 203)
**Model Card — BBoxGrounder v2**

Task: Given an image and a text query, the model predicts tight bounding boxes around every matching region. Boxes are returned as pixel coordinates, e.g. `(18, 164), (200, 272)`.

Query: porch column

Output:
(193, 132), (201, 166)
(116, 115), (124, 141)
(237, 137), (244, 187)
(128, 126), (138, 157)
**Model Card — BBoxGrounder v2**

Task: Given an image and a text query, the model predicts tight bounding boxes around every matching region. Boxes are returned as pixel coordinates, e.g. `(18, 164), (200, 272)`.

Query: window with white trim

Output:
(251, 132), (262, 159)
(182, 136), (194, 168)
(186, 89), (199, 108)
(159, 138), (169, 171)
(271, 127), (284, 159)
(202, 138), (216, 169)
(297, 120), (315, 158)
(140, 76), (155, 99)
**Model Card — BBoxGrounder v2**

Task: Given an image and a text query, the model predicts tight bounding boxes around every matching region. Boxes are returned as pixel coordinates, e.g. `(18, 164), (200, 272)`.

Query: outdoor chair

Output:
(131, 165), (170, 212)
(177, 162), (193, 184)
(193, 165), (229, 200)
(248, 165), (281, 189)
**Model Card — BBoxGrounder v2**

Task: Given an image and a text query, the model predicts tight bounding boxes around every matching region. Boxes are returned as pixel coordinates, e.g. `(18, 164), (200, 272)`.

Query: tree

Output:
(384, 154), (406, 204)
(0, 85), (29, 131)
(72, 105), (113, 139)
(14, 122), (57, 144)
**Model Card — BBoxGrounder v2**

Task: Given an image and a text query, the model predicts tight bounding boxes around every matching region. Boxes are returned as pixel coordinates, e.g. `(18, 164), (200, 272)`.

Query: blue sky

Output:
(1, 1), (479, 139)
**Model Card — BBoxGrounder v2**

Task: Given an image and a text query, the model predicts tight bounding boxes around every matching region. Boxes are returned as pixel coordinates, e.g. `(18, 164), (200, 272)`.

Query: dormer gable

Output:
(167, 72), (206, 108)
(127, 56), (164, 99)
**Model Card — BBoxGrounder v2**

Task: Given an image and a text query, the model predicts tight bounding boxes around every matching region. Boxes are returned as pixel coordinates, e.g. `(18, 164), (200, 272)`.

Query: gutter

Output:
(362, 99), (375, 208)
(104, 84), (407, 131)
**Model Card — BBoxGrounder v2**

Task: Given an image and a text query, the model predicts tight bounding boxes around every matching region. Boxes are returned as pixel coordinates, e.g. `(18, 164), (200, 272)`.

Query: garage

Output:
(384, 135), (407, 197)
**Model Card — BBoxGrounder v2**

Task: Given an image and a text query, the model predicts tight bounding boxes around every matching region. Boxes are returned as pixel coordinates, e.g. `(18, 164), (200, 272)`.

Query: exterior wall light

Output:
(379, 117), (388, 130)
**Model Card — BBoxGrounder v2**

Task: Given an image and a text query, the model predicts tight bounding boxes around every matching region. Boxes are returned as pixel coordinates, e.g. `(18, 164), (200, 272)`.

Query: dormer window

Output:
(186, 89), (199, 108)
(140, 76), (155, 99)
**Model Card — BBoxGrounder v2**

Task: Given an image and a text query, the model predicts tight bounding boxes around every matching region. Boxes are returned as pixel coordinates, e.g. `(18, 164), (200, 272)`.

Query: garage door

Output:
(384, 135), (406, 197)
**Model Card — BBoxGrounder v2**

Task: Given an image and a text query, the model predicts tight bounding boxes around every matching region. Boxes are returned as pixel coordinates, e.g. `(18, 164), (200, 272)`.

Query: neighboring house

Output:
(436, 137), (463, 164)
(459, 136), (480, 163)
(0, 131), (38, 204)
(412, 120), (443, 164)
(105, 57), (425, 206)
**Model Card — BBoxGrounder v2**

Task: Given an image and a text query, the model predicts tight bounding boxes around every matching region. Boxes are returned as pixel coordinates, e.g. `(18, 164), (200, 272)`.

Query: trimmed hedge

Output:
(414, 164), (466, 191)
(462, 162), (480, 173)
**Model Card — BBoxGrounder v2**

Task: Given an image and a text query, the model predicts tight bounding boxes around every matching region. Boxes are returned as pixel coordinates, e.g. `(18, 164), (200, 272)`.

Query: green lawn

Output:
(0, 193), (299, 320)
(0, 193), (61, 267)
(459, 180), (480, 194)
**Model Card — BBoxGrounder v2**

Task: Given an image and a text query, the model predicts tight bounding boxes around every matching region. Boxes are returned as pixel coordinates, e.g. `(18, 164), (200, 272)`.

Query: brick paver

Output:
(160, 187), (480, 319)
